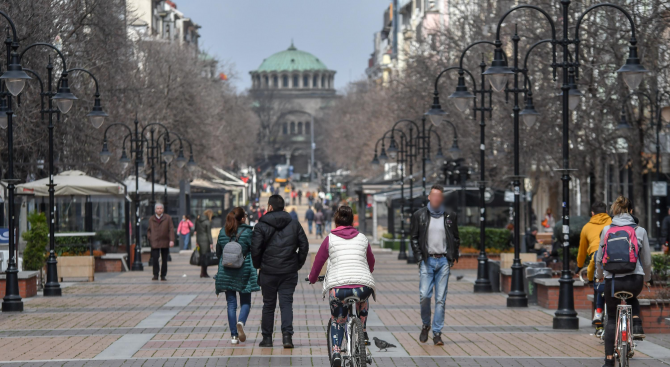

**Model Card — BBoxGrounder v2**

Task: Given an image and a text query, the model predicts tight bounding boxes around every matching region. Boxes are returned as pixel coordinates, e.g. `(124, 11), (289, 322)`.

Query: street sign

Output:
(653, 181), (667, 197)
(0, 228), (8, 244)
(504, 191), (514, 202)
(484, 188), (494, 203)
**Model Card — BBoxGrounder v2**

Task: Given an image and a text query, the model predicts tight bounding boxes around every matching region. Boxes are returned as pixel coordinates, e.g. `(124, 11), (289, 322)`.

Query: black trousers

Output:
(604, 274), (643, 356)
(151, 248), (169, 278)
(260, 272), (298, 337)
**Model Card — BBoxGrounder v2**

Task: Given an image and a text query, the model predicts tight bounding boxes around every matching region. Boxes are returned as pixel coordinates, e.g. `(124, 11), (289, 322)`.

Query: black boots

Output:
(419, 324), (430, 343)
(283, 333), (294, 348)
(633, 317), (646, 340)
(259, 336), (273, 347)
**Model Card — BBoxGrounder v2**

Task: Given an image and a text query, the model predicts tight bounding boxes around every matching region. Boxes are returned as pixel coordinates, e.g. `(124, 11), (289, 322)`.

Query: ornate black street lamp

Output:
(0, 11), (30, 312)
(484, 2), (646, 329)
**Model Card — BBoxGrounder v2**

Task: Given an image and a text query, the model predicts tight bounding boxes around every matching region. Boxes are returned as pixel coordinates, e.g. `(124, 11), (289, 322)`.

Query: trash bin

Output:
(525, 267), (552, 305)
(488, 260), (500, 292)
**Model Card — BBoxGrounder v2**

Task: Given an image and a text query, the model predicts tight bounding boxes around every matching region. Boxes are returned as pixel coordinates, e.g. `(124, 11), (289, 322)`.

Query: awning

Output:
(123, 176), (179, 194)
(16, 170), (126, 197)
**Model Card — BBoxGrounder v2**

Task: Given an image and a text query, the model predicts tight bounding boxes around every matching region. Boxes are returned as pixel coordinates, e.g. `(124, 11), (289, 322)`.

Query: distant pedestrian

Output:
(291, 190), (297, 205)
(249, 205), (260, 226)
(305, 206), (315, 234)
(290, 208), (299, 222)
(541, 208), (555, 233)
(410, 184), (460, 346)
(177, 215), (194, 250)
(661, 207), (670, 248)
(315, 200), (323, 212)
(297, 190), (303, 205)
(323, 206), (333, 234)
(195, 209), (214, 278)
(251, 195), (309, 348)
(315, 209), (324, 238)
(147, 202), (174, 281)
(215, 207), (259, 345)
(306, 191), (313, 206)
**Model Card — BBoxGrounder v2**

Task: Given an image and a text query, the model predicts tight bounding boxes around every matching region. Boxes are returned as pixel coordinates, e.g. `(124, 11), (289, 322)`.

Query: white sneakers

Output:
(237, 322), (246, 343)
(231, 336), (239, 344)
(592, 311), (603, 324)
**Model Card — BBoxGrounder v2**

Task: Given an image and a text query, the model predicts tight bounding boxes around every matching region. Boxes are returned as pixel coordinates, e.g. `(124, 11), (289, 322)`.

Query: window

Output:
(321, 76), (326, 88)
(283, 75), (289, 87)
(297, 122), (303, 134)
(313, 75), (318, 88)
(273, 76), (278, 88)
(303, 76), (309, 87)
(290, 121), (296, 134)
(282, 122), (288, 135)
(264, 76), (269, 87)
(305, 121), (311, 135)
(293, 75), (299, 88)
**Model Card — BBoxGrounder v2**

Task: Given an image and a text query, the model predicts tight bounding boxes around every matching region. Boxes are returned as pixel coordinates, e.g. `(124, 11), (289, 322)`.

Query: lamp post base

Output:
(473, 280), (492, 293)
(131, 262), (144, 271)
(43, 284), (62, 297)
(406, 255), (417, 264)
(397, 251), (407, 260)
(553, 316), (579, 330)
(1, 299), (23, 312)
(507, 295), (528, 308)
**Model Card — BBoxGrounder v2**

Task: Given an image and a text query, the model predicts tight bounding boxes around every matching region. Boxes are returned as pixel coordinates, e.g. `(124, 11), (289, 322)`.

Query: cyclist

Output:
(309, 205), (375, 367)
(595, 196), (651, 367)
(576, 201), (611, 325)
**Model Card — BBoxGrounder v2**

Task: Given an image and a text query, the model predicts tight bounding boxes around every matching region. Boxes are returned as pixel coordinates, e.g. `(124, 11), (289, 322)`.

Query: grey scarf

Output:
(427, 203), (445, 218)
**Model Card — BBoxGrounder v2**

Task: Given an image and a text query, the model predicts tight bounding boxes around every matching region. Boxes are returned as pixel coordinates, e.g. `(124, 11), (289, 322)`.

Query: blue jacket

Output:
(305, 208), (315, 221)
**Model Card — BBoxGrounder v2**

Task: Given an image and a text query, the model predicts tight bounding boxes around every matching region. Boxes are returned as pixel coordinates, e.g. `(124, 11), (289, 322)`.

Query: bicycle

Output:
(306, 276), (372, 367)
(578, 268), (606, 339)
(612, 290), (635, 367)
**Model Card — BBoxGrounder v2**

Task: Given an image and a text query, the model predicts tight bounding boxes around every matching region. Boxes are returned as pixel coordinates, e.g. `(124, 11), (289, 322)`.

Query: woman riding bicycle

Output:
(595, 196), (651, 367)
(309, 205), (375, 367)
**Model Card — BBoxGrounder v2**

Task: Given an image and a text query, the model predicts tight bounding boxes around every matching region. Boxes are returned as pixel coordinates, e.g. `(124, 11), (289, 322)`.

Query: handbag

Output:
(190, 246), (201, 266)
(205, 252), (219, 266)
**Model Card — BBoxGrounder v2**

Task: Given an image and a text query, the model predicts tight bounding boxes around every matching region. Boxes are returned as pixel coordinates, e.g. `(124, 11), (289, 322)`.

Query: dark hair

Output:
(225, 207), (246, 237)
(611, 196), (633, 216)
(430, 184), (444, 193)
(591, 201), (607, 215)
(334, 206), (354, 227)
(268, 194), (285, 211)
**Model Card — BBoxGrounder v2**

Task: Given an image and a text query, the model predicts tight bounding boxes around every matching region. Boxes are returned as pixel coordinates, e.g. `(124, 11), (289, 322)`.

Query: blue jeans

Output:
(308, 220), (313, 234)
(226, 291), (251, 337)
(180, 233), (191, 250)
(594, 281), (605, 310)
(316, 224), (323, 237)
(419, 256), (451, 335)
(325, 220), (332, 233)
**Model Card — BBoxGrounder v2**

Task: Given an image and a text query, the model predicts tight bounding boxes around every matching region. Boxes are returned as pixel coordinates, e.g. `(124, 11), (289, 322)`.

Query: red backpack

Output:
(602, 225), (639, 274)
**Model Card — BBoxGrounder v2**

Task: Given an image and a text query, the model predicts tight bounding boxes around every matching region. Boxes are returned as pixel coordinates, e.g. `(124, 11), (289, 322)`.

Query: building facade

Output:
(126, 0), (200, 52)
(250, 42), (337, 179)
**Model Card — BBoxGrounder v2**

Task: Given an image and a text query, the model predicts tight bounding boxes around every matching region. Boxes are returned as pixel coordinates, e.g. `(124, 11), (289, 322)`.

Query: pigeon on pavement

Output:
(373, 337), (396, 352)
(456, 275), (464, 281)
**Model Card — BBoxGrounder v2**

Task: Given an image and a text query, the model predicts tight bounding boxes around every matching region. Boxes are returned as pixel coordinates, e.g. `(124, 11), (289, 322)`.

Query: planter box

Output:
(534, 278), (591, 309)
(57, 256), (94, 282)
(0, 271), (38, 298)
(452, 254), (501, 270)
(95, 254), (128, 273)
(500, 253), (537, 269)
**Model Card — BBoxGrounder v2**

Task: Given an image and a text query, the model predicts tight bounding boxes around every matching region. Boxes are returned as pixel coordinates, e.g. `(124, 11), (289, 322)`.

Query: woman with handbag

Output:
(215, 207), (259, 345)
(195, 209), (214, 278)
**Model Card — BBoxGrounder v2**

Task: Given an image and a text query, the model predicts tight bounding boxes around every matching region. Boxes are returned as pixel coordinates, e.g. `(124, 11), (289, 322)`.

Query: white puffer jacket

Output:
(323, 233), (376, 299)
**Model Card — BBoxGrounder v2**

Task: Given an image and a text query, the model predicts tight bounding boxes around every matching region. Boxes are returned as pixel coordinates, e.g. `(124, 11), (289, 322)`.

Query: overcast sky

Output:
(177, 0), (390, 93)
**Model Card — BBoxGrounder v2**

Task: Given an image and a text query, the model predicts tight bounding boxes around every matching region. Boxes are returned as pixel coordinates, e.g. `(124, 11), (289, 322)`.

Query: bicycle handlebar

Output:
(305, 276), (325, 282)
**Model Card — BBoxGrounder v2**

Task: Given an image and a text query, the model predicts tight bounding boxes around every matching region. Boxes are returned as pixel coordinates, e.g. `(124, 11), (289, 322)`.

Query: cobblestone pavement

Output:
(2, 236), (670, 366)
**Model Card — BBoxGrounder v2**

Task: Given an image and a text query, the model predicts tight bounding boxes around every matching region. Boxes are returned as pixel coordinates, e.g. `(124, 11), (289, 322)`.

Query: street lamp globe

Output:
(99, 141), (112, 164)
(0, 51), (31, 96)
(88, 96), (108, 129)
(387, 139), (399, 160)
(482, 47), (513, 93)
(560, 74), (584, 111)
(52, 76), (78, 114)
(449, 142), (462, 160)
(435, 147), (444, 160)
(448, 75), (475, 112)
(520, 96), (540, 128)
(187, 156), (197, 172)
(661, 106), (670, 124)
(378, 147), (389, 164)
(616, 46), (648, 90)
(162, 144), (175, 164)
(119, 150), (131, 170)
(176, 149), (187, 168)
(371, 153), (380, 166)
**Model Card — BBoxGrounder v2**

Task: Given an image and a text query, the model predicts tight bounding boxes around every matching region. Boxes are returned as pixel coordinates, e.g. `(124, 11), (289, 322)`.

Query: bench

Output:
(95, 253), (129, 272)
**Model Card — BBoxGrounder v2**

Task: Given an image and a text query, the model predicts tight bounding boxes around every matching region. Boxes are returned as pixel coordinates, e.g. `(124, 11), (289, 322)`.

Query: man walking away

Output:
(297, 190), (303, 205)
(410, 185), (459, 346)
(147, 203), (175, 281)
(323, 205), (333, 234)
(576, 201), (612, 325)
(315, 209), (324, 238)
(251, 195), (309, 348)
(305, 206), (315, 234)
(289, 208), (299, 222)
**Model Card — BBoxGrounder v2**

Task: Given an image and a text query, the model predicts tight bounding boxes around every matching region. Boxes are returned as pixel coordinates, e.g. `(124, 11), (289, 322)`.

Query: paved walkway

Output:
(3, 218), (670, 365)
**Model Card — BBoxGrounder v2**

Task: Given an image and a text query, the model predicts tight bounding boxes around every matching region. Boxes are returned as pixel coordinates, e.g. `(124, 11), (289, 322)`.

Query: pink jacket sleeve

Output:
(367, 243), (375, 273)
(309, 237), (329, 283)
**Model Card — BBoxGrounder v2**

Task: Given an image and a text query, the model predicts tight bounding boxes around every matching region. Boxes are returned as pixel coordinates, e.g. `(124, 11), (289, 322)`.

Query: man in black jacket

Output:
(251, 194), (309, 348)
(410, 184), (460, 346)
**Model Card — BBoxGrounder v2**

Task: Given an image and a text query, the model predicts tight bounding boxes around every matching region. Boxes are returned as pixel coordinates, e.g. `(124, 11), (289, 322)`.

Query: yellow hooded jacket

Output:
(577, 213), (612, 281)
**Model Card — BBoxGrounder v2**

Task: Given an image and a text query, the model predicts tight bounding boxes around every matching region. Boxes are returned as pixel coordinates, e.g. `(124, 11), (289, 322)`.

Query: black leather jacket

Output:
(251, 211), (309, 274)
(410, 207), (460, 264)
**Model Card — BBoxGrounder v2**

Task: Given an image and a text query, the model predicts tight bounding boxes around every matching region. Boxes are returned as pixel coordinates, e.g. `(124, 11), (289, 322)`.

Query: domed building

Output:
(250, 42), (337, 180)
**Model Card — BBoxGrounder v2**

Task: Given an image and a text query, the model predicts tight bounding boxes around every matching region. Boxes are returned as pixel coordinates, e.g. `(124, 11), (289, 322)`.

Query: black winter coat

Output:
(251, 210), (309, 274)
(410, 207), (460, 264)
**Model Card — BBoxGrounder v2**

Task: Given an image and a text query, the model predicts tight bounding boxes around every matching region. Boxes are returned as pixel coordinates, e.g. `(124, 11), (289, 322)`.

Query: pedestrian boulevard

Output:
(1, 248), (670, 366)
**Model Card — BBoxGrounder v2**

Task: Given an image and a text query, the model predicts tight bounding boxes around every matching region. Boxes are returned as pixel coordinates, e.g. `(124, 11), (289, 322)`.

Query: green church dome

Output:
(255, 42), (329, 73)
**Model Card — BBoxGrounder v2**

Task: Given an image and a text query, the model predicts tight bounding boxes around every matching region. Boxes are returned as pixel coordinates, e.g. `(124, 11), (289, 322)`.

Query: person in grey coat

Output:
(595, 196), (651, 367)
(195, 209), (214, 278)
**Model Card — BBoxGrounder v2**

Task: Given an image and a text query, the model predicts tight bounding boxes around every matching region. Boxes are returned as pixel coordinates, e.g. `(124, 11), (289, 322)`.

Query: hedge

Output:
(459, 226), (511, 251)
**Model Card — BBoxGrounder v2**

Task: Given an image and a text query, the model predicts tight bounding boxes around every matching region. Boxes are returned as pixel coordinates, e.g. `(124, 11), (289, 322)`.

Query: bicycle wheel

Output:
(349, 317), (366, 367)
(618, 343), (629, 367)
(601, 307), (608, 341)
(325, 318), (333, 365)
